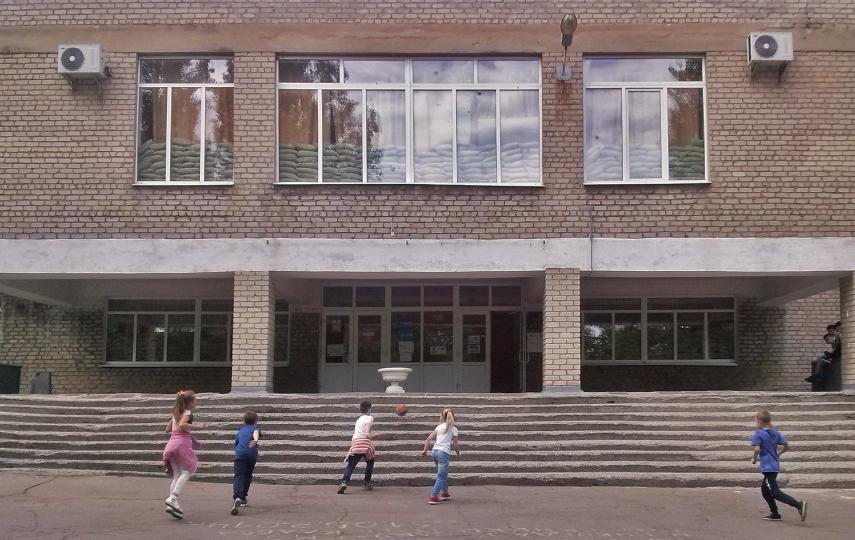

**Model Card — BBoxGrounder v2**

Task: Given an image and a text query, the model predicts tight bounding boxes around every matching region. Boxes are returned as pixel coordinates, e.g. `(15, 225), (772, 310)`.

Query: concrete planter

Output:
(377, 367), (413, 394)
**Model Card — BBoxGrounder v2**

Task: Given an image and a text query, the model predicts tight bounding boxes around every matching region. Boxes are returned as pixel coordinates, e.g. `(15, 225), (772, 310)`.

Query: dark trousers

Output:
(233, 458), (257, 500)
(341, 454), (374, 484)
(761, 472), (800, 516)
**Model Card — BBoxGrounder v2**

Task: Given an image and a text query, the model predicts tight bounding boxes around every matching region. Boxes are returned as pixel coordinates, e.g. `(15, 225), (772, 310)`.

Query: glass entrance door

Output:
(355, 313), (385, 392)
(460, 312), (490, 392)
(321, 313), (352, 392)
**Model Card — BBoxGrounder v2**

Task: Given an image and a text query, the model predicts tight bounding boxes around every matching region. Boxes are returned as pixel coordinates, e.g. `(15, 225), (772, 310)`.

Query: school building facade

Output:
(0, 1), (853, 395)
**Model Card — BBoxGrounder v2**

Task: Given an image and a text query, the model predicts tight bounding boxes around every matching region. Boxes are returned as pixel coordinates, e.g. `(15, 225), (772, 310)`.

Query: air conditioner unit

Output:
(747, 32), (794, 66)
(58, 44), (106, 79)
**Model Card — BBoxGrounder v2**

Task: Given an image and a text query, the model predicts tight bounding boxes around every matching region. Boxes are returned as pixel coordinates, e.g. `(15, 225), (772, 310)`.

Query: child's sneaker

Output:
(230, 498), (241, 516)
(427, 496), (442, 505)
(165, 496), (182, 515)
(239, 498), (248, 507)
(337, 483), (347, 494)
(440, 492), (451, 501)
(761, 514), (782, 521)
(363, 481), (375, 491)
(799, 501), (808, 522)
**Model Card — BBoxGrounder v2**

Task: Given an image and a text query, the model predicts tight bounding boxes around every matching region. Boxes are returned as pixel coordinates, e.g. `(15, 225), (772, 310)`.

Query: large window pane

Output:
(367, 90), (406, 183)
(140, 58), (233, 84)
(414, 91), (453, 183)
(463, 314), (487, 363)
(170, 87), (202, 181)
(279, 90), (319, 182)
(614, 313), (642, 361)
(355, 286), (385, 307)
(392, 312), (420, 363)
(581, 298), (642, 311)
(668, 88), (705, 180)
(413, 59), (473, 84)
(136, 314), (165, 362)
(166, 314), (195, 362)
(137, 88), (168, 181)
(648, 298), (733, 310)
(647, 312), (675, 361)
(457, 90), (497, 183)
(344, 60), (405, 83)
(491, 286), (522, 307)
(204, 88), (234, 182)
(583, 58), (703, 83)
(459, 285), (489, 306)
(708, 312), (735, 360)
(357, 315), (382, 364)
(106, 314), (134, 363)
(676, 313), (705, 360)
(583, 313), (611, 361)
(324, 315), (349, 364)
(627, 91), (662, 179)
(477, 59), (539, 83)
(424, 286), (453, 307)
(500, 90), (540, 182)
(391, 286), (421, 307)
(424, 311), (453, 363)
(273, 313), (288, 364)
(279, 59), (339, 83)
(584, 89), (623, 181)
(109, 299), (195, 312)
(322, 90), (363, 182)
(323, 286), (353, 307)
(201, 313), (229, 363)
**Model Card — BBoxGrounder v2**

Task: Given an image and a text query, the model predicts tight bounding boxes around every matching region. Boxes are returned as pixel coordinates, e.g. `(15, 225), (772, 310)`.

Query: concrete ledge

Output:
(542, 385), (582, 394)
(228, 386), (272, 394)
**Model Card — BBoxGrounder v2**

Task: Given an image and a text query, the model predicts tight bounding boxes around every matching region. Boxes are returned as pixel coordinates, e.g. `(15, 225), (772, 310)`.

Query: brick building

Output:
(0, 1), (853, 394)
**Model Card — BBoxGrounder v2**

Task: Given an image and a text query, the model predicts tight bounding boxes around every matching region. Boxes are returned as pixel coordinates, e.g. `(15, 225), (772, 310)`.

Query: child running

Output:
(162, 389), (204, 519)
(337, 400), (379, 494)
(420, 408), (459, 505)
(231, 411), (261, 515)
(751, 409), (807, 522)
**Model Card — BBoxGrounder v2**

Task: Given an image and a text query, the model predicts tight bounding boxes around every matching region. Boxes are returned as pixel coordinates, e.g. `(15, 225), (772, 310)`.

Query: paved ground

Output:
(1, 472), (853, 540)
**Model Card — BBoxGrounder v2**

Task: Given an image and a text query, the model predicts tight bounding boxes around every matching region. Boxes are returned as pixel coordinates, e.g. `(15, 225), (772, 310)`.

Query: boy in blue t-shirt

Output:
(751, 409), (807, 522)
(231, 411), (260, 516)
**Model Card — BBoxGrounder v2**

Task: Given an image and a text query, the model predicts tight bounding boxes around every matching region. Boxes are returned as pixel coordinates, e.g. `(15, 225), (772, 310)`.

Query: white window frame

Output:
(581, 296), (736, 366)
(103, 298), (232, 367)
(135, 56), (235, 186)
(275, 56), (543, 186)
(583, 55), (709, 186)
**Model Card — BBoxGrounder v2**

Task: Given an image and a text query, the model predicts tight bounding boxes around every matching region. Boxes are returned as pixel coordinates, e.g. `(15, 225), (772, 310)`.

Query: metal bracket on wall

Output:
(63, 66), (112, 99)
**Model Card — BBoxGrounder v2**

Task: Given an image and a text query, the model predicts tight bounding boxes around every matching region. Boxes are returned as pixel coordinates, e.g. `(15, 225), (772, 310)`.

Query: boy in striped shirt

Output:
(337, 400), (379, 494)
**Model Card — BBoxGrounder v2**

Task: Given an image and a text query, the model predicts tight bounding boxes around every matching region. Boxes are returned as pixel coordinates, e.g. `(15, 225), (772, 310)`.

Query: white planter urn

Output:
(377, 367), (413, 394)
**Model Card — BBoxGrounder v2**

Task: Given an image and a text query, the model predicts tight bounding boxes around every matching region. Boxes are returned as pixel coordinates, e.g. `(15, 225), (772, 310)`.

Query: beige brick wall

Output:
(542, 268), (581, 390)
(841, 272), (854, 389)
(230, 271), (274, 391)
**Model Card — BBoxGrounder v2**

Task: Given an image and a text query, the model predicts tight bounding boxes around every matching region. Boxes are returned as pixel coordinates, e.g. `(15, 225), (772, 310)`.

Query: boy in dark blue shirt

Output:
(231, 411), (260, 516)
(751, 409), (807, 522)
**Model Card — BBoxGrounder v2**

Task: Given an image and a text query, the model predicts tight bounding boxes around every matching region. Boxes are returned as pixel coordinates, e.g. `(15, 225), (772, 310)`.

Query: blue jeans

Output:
(233, 458), (256, 500)
(431, 449), (450, 497)
(341, 454), (374, 484)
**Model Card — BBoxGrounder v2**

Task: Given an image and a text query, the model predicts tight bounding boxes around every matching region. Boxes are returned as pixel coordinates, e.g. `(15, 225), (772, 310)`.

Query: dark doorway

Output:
(491, 311), (522, 392)
(524, 311), (543, 392)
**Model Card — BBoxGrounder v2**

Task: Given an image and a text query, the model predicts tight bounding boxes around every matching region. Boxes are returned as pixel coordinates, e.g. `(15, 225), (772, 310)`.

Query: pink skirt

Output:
(162, 430), (200, 475)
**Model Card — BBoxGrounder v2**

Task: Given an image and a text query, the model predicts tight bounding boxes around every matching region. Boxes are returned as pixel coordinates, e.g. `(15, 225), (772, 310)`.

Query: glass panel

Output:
(366, 90), (406, 183)
(274, 313), (288, 363)
(166, 314), (195, 362)
(322, 90), (363, 182)
(323, 286), (353, 307)
(202, 299), (233, 312)
(140, 58), (233, 84)
(647, 312), (675, 361)
(204, 88), (234, 182)
(456, 90), (497, 183)
(200, 313), (229, 363)
(391, 286), (421, 307)
(424, 311), (453, 363)
(343, 59), (405, 83)
(413, 59), (474, 84)
(500, 90), (540, 183)
(477, 59), (539, 83)
(459, 285), (489, 306)
(581, 298), (642, 311)
(491, 286), (522, 306)
(324, 315), (349, 363)
(463, 314), (487, 363)
(105, 314), (134, 362)
(109, 299), (195, 312)
(677, 312), (705, 360)
(583, 313), (611, 361)
(668, 88), (705, 180)
(424, 286), (453, 307)
(413, 90), (453, 183)
(170, 87), (203, 181)
(137, 88), (168, 181)
(278, 59), (339, 83)
(392, 311), (420, 363)
(708, 312), (735, 360)
(584, 89), (623, 181)
(614, 312), (642, 361)
(355, 286), (386, 307)
(278, 90), (319, 182)
(357, 315), (382, 364)
(648, 298), (734, 310)
(627, 91), (662, 179)
(274, 299), (290, 312)
(583, 58), (703, 83)
(135, 314), (165, 362)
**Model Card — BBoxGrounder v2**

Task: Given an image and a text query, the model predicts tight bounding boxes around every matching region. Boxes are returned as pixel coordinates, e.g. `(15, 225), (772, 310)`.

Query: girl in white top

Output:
(420, 408), (459, 505)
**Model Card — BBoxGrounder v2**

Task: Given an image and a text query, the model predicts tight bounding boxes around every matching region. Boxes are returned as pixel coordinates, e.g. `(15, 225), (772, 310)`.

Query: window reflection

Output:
(322, 90), (363, 182)
(584, 89), (622, 181)
(367, 90), (406, 183)
(583, 58), (703, 83)
(414, 91), (453, 183)
(668, 88), (705, 180)
(344, 60), (405, 83)
(413, 59), (474, 84)
(500, 91), (540, 182)
(627, 91), (662, 179)
(457, 91), (497, 183)
(478, 59), (539, 83)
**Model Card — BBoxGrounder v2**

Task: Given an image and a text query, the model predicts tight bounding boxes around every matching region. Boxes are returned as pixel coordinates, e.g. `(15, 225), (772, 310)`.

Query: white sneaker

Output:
(230, 498), (241, 516)
(165, 496), (183, 515)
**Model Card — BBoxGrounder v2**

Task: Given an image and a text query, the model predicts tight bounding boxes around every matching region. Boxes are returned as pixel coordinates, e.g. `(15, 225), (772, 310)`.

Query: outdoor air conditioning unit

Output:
(747, 32), (793, 79)
(58, 44), (107, 79)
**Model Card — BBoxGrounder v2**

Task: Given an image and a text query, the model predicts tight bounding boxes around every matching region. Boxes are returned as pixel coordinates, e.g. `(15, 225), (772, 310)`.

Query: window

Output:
(582, 297), (734, 364)
(277, 57), (541, 184)
(274, 300), (289, 366)
(583, 57), (706, 184)
(137, 57), (234, 184)
(105, 299), (232, 364)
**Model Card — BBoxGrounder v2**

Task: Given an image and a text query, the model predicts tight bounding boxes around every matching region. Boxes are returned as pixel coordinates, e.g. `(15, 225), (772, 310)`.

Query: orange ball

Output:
(395, 404), (408, 417)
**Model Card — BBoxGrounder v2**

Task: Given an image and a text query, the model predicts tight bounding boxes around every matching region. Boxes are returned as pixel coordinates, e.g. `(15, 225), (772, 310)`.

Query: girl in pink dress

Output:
(162, 389), (204, 519)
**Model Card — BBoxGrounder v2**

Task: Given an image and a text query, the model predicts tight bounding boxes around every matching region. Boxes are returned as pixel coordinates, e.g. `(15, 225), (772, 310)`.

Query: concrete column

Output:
(231, 271), (274, 393)
(542, 268), (582, 392)
(841, 272), (855, 391)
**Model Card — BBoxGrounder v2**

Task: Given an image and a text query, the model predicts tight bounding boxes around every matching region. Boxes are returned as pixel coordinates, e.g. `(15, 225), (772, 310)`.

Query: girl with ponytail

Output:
(161, 389), (204, 519)
(419, 408), (460, 505)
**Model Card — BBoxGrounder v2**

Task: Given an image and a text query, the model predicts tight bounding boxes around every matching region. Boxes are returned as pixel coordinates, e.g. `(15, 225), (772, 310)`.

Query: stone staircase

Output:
(1, 392), (854, 488)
